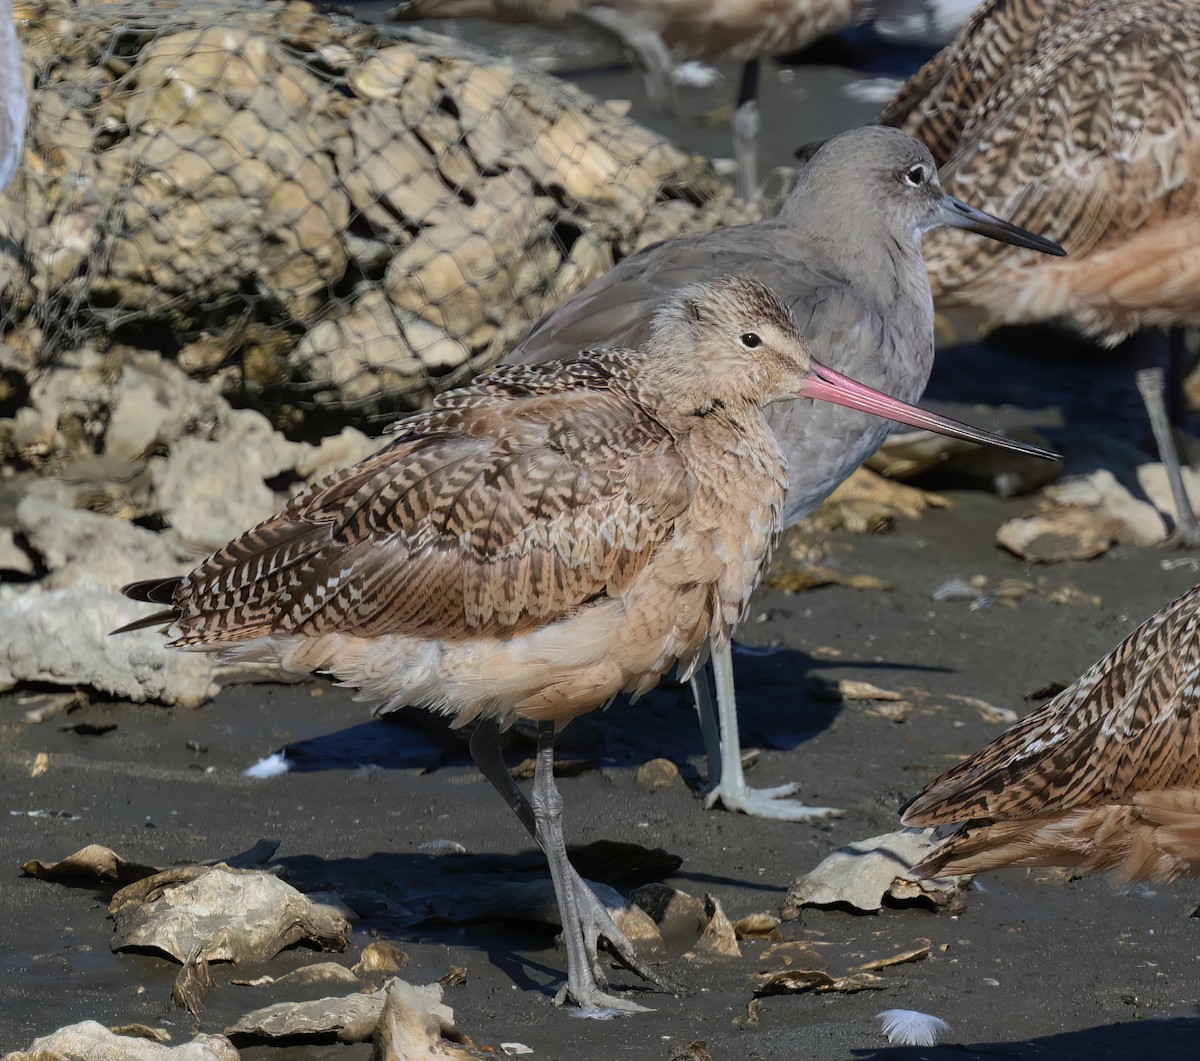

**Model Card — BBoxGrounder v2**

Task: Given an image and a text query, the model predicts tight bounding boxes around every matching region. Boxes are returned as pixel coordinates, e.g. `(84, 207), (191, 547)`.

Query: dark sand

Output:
(4, 19), (1200, 1061)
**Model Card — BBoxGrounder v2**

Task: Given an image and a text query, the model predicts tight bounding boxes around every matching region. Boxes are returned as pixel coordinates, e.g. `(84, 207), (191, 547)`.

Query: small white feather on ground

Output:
(672, 61), (719, 88)
(243, 752), (291, 779)
(878, 1009), (951, 1046)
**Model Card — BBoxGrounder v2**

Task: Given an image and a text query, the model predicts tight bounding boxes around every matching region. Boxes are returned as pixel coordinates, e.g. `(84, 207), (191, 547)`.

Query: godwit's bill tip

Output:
(799, 360), (1061, 462)
(941, 194), (1066, 257)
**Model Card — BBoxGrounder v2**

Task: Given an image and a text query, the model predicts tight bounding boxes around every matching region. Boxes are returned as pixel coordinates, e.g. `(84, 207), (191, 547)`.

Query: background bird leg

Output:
(1132, 330), (1200, 545)
(733, 58), (761, 202)
(578, 6), (677, 113)
(697, 642), (843, 820)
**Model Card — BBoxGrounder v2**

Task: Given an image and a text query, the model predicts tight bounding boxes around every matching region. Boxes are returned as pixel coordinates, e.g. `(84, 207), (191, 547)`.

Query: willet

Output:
(879, 0), (1200, 541)
(507, 125), (1065, 821)
(0, 0), (27, 191)
(390, 0), (867, 199)
(905, 583), (1200, 883)
(117, 275), (1056, 1013)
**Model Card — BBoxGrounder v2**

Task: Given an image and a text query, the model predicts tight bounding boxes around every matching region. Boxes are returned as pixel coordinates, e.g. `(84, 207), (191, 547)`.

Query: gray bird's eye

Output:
(740, 332), (762, 349)
(902, 164), (927, 187)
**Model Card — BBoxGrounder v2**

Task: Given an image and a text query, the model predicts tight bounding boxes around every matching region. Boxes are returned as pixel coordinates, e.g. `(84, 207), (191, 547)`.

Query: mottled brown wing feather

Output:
(903, 584), (1200, 827)
(131, 351), (694, 647)
(916, 1), (1200, 293)
(881, 0), (1104, 164)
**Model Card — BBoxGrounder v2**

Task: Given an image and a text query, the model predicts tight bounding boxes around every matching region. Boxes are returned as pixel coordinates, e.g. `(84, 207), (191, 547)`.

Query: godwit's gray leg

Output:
(1133, 331), (1200, 546)
(698, 642), (842, 820)
(470, 719), (666, 1011)
(580, 6), (677, 113)
(732, 59), (761, 202)
(690, 666), (722, 781)
(469, 719), (537, 835)
(530, 721), (666, 1011)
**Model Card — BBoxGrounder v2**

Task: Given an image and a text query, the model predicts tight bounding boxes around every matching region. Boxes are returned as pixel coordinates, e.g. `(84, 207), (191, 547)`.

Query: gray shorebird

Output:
(906, 583), (1200, 883)
(117, 276), (1055, 1013)
(390, 0), (867, 199)
(507, 125), (1065, 821)
(879, 0), (1200, 541)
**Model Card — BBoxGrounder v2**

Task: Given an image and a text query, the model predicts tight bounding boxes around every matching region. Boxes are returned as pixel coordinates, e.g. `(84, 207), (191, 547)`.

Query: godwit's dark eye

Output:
(902, 164), (927, 187)
(740, 332), (762, 349)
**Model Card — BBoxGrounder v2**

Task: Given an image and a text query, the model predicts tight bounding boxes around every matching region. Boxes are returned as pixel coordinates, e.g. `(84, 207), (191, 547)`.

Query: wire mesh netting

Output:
(2, 0), (754, 470)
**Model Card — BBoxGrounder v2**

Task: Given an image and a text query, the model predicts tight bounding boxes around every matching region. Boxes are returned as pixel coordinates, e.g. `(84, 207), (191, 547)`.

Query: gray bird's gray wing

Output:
(508, 222), (854, 366)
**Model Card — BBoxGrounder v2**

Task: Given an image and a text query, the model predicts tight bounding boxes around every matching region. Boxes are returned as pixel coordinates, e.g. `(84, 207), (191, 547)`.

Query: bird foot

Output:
(553, 870), (679, 1014)
(704, 780), (844, 820)
(1164, 522), (1200, 549)
(552, 981), (653, 1015)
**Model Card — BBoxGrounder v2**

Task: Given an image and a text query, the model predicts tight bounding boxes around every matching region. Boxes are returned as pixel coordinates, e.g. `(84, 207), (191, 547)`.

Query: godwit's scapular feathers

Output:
(906, 584), (1200, 882)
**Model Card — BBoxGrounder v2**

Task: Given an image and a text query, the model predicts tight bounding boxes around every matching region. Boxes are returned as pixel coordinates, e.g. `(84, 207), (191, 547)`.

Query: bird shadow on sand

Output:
(853, 1013), (1200, 1061)
(279, 643), (948, 776)
(273, 845), (713, 1001)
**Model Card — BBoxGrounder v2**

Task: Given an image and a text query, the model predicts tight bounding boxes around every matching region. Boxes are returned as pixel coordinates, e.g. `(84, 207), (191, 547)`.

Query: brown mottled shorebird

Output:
(906, 584), (1200, 883)
(390, 0), (867, 198)
(880, 0), (1200, 541)
(117, 276), (1056, 1013)
(0, 0), (27, 191)
(507, 125), (1065, 821)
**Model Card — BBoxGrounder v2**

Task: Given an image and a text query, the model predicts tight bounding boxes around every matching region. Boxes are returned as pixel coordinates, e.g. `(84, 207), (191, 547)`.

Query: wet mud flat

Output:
(3, 442), (1199, 1059)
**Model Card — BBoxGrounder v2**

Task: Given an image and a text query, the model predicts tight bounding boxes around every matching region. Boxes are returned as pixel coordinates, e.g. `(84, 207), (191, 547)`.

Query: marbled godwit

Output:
(0, 0), (27, 191)
(879, 0), (1200, 541)
(390, 0), (867, 199)
(117, 276), (1056, 1012)
(905, 583), (1200, 882)
(507, 125), (1065, 820)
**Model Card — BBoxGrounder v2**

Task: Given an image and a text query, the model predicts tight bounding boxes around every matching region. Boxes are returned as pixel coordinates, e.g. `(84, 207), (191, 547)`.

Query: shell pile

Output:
(2, 0), (750, 440)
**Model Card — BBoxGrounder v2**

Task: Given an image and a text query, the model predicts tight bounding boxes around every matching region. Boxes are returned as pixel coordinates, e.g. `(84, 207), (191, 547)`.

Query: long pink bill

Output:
(799, 360), (1060, 462)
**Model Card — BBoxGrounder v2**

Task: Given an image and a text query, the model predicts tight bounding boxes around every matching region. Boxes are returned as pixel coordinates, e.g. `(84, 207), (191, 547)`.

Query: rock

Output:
(225, 977), (459, 1047)
(3, 1022), (238, 1061)
(628, 883), (707, 949)
(287, 288), (475, 408)
(782, 829), (970, 917)
(732, 912), (783, 941)
(996, 506), (1122, 562)
(634, 757), (686, 792)
(294, 426), (378, 483)
(227, 990), (384, 1044)
(684, 895), (741, 959)
(807, 466), (952, 535)
(354, 940), (409, 975)
(16, 487), (190, 590)
(0, 525), (35, 575)
(1045, 469), (1167, 547)
(149, 408), (303, 549)
(110, 864), (350, 963)
(21, 844), (159, 886)
(0, 578), (219, 706)
(233, 962), (359, 988)
(374, 978), (482, 1059)
(808, 675), (904, 702)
